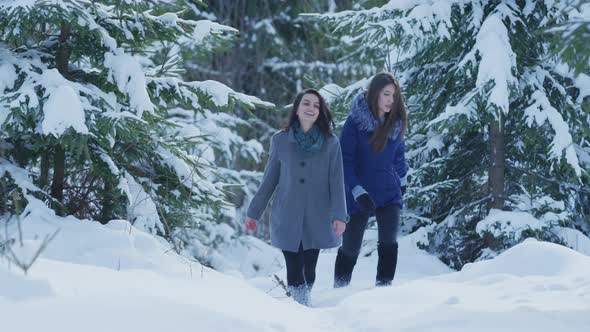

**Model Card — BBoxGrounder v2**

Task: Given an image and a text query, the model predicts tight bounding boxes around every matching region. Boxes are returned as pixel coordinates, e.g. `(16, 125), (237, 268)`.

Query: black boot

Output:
(288, 284), (310, 306)
(376, 242), (398, 287)
(334, 249), (358, 288)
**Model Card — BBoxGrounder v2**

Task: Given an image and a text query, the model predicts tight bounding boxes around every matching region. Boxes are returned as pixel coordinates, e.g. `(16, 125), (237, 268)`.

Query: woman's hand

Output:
(356, 193), (376, 213)
(333, 219), (346, 237)
(245, 217), (257, 232)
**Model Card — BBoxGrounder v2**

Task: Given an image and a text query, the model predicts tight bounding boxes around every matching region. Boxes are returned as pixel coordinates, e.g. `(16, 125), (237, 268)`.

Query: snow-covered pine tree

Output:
(0, 0), (270, 253)
(187, 0), (370, 108)
(546, 1), (590, 237)
(167, 1), (369, 253)
(548, 1), (590, 75)
(163, 105), (278, 268)
(313, 0), (590, 268)
(131, 3), (279, 264)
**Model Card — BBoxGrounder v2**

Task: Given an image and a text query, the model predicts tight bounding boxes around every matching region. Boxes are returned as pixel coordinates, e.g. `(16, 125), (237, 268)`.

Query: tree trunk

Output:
(488, 120), (505, 210)
(49, 22), (70, 215)
(56, 22), (70, 75)
(39, 150), (50, 190)
(51, 145), (65, 206)
(100, 176), (114, 224)
(0, 180), (5, 214)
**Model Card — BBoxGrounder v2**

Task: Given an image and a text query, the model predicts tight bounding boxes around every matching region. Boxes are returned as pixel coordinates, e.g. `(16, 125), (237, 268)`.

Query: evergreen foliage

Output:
(0, 0), (270, 253)
(312, 0), (590, 268)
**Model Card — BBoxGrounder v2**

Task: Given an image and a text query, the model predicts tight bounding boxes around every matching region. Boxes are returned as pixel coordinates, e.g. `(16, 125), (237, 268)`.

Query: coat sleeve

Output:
(340, 116), (361, 194)
(246, 134), (280, 220)
(329, 139), (348, 222)
(393, 139), (408, 185)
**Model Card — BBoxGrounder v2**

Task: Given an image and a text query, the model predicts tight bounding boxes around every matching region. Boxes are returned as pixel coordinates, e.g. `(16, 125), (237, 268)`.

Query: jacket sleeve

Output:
(246, 134), (280, 220)
(329, 139), (348, 222)
(394, 139), (408, 185)
(340, 116), (362, 195)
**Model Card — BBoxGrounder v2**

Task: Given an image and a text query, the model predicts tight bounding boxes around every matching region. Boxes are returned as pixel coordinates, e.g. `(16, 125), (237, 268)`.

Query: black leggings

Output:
(340, 204), (400, 258)
(282, 243), (320, 287)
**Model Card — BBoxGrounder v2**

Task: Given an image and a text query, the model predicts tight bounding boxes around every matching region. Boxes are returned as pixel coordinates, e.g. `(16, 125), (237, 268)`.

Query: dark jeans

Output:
(340, 204), (400, 259)
(282, 243), (320, 287)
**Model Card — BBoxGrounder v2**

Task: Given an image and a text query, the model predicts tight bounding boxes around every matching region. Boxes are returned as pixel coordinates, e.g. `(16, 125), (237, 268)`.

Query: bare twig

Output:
(6, 228), (60, 275)
(272, 274), (290, 297)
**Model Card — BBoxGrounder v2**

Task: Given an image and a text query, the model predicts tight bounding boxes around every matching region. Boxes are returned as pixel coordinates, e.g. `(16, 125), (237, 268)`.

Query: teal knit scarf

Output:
(292, 122), (324, 153)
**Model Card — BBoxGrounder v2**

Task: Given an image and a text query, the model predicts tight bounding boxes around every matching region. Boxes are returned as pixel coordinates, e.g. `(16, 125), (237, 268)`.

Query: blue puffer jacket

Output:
(341, 93), (407, 216)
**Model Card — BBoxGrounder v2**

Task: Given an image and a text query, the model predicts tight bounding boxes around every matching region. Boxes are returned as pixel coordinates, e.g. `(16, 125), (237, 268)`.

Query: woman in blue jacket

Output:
(334, 72), (408, 287)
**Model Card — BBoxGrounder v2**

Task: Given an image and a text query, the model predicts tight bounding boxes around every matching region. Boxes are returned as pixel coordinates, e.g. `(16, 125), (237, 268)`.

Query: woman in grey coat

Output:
(244, 89), (347, 306)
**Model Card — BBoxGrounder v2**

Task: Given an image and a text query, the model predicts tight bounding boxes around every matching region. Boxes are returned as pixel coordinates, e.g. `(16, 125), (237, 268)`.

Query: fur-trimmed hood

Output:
(349, 93), (401, 140)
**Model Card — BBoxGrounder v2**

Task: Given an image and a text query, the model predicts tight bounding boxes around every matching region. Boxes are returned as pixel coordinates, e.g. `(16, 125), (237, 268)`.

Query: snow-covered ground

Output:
(2, 209), (590, 331)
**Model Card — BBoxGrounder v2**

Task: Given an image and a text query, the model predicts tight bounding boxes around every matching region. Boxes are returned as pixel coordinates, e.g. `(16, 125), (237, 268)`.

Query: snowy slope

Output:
(0, 207), (334, 332)
(2, 208), (590, 331)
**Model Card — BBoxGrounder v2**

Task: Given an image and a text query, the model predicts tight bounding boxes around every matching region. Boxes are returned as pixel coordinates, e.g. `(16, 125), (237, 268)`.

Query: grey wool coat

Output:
(246, 129), (347, 252)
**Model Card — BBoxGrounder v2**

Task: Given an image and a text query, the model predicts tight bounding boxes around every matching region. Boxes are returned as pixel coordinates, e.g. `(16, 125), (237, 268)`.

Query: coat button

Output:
(300, 161), (305, 167)
(299, 178), (305, 184)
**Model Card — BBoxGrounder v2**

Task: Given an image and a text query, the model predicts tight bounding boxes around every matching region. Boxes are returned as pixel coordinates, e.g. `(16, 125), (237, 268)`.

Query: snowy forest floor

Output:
(2, 212), (590, 331)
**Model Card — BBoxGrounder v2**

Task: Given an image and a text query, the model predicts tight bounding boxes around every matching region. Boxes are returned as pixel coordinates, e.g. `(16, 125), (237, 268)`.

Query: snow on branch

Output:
(524, 90), (582, 177)
(186, 80), (274, 109)
(0, 158), (43, 195)
(155, 145), (223, 200)
(575, 74), (590, 102)
(149, 76), (274, 111)
(189, 20), (238, 45)
(428, 88), (479, 127)
(308, 0), (464, 45)
(476, 209), (549, 239)
(459, 13), (516, 116)
(104, 50), (154, 117)
(124, 172), (164, 235)
(0, 50), (118, 136)
(41, 84), (89, 136)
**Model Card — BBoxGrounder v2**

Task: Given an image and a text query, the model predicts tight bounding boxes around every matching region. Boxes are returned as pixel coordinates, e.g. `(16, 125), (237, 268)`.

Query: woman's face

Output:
(297, 93), (320, 124)
(378, 84), (396, 115)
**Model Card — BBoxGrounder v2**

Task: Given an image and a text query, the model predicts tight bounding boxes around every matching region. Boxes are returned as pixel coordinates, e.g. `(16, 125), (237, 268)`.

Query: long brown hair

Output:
(285, 89), (334, 137)
(366, 72), (407, 151)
